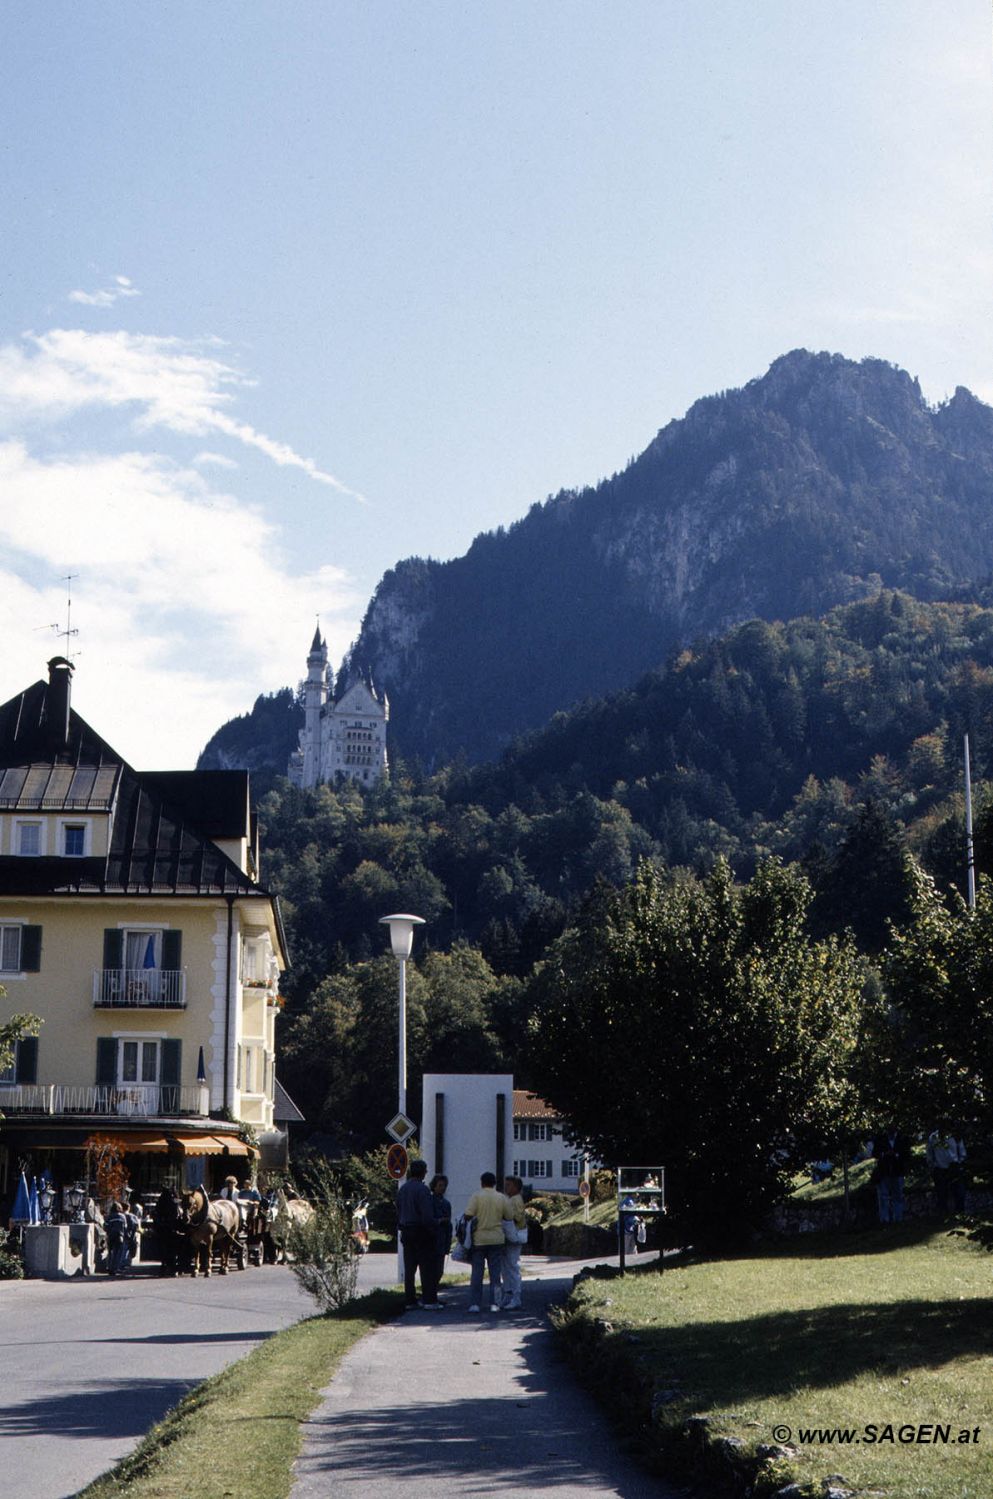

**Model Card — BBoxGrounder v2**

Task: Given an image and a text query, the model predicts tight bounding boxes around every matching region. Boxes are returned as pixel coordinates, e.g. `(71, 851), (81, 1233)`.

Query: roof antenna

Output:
(56, 575), (80, 663)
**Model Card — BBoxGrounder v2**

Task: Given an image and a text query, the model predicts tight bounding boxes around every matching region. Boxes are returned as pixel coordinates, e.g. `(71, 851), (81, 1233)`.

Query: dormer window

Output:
(63, 824), (85, 857)
(16, 822), (42, 856)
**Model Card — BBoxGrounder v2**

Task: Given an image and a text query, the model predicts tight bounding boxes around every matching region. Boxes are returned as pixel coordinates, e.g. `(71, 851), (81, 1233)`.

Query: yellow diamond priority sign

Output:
(386, 1112), (417, 1144)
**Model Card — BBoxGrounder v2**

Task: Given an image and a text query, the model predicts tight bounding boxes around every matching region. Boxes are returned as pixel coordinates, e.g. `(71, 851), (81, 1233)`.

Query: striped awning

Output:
(169, 1132), (254, 1157)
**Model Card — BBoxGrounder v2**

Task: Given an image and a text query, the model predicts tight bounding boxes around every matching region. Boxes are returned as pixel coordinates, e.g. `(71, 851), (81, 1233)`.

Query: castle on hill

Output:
(287, 628), (389, 789)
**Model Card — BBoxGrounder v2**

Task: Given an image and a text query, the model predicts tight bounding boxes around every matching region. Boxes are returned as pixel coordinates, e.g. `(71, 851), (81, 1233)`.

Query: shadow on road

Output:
(0, 1377), (195, 1439)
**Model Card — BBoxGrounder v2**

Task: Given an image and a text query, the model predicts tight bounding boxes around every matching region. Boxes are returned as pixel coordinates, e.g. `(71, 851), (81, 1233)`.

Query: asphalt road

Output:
(0, 1255), (395, 1499)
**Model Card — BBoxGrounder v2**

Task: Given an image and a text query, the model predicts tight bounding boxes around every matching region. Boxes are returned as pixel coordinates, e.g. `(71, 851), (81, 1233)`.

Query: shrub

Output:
(0, 1228), (24, 1279)
(287, 1197), (359, 1313)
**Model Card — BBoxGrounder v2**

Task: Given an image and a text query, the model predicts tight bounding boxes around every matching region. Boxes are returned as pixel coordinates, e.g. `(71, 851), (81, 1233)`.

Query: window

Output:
(63, 824), (86, 857)
(0, 926), (21, 972)
(17, 822), (41, 856)
(125, 930), (160, 971)
(528, 1121), (550, 1142)
(562, 1159), (582, 1177)
(526, 1160), (553, 1179)
(120, 1039), (160, 1085)
(513, 1122), (524, 1142)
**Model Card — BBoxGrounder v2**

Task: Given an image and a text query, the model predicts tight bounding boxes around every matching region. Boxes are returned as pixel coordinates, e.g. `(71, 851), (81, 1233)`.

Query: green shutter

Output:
(96, 1037), (117, 1087)
(161, 1038), (182, 1114)
(20, 926), (41, 972)
(16, 1036), (38, 1084)
(161, 929), (182, 970)
(103, 929), (123, 970)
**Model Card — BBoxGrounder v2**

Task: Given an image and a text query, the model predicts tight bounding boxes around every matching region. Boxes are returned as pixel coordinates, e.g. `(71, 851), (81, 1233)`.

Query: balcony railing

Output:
(93, 968), (187, 1008)
(0, 1082), (208, 1117)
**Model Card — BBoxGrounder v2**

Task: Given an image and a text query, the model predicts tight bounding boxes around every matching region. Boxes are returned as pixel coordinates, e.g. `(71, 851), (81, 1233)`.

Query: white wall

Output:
(420, 1073), (514, 1220)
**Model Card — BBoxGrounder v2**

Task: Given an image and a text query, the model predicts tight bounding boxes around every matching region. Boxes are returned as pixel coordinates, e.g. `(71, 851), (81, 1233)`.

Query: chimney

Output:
(45, 656), (74, 749)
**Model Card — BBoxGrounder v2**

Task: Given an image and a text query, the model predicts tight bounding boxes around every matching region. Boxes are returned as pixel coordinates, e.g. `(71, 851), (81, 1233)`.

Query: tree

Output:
(882, 864), (993, 1130)
(525, 859), (864, 1247)
(0, 988), (39, 1119)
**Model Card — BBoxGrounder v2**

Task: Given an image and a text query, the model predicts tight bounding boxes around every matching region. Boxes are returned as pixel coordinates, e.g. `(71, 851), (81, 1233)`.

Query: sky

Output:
(1, 2), (991, 768)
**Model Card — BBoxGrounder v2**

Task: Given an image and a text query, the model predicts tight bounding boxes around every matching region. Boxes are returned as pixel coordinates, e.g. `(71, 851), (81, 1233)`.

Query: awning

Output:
(119, 1133), (171, 1153)
(168, 1131), (255, 1157)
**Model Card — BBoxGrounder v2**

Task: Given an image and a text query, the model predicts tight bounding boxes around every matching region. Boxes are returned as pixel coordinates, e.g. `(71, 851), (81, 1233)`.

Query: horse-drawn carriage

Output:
(176, 1186), (314, 1276)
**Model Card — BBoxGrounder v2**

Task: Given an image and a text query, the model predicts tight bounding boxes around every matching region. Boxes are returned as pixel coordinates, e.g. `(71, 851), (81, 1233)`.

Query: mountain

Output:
(343, 350), (993, 765)
(197, 688), (302, 791)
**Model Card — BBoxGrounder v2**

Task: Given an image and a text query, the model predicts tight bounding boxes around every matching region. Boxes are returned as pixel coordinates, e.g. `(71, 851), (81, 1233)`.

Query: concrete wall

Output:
(420, 1073), (514, 1220)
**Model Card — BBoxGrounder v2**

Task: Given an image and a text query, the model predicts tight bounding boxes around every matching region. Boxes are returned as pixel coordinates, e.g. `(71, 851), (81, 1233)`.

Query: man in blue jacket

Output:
(397, 1159), (442, 1309)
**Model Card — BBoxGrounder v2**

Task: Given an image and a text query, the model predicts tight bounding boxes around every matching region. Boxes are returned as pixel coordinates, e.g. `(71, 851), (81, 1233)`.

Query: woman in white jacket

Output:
(501, 1175), (528, 1310)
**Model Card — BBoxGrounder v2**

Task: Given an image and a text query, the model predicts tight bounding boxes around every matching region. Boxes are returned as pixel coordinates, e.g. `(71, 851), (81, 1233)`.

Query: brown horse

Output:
(181, 1186), (243, 1276)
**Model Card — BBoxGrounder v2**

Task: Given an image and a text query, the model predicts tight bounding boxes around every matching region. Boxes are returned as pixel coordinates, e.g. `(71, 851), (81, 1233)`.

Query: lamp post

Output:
(380, 913), (425, 1288)
(379, 914), (425, 1119)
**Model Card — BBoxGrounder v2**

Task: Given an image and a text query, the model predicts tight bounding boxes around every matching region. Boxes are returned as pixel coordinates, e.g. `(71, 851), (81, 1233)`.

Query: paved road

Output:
(292, 1256), (679, 1499)
(0, 1256), (393, 1499)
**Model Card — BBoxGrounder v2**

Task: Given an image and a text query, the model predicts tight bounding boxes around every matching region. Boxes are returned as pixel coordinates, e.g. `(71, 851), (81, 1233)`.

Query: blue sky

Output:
(1, 3), (990, 766)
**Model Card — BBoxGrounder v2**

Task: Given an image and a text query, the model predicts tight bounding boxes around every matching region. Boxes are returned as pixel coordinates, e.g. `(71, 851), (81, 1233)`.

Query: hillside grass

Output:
(77, 1287), (404, 1499)
(556, 1225), (993, 1498)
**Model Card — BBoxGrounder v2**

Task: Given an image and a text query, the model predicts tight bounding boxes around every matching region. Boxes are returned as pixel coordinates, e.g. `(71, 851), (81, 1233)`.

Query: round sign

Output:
(578, 1179), (591, 1198)
(386, 1143), (409, 1180)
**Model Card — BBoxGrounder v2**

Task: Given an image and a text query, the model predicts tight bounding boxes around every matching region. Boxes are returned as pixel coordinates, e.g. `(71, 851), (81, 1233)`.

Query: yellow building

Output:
(0, 657), (290, 1201)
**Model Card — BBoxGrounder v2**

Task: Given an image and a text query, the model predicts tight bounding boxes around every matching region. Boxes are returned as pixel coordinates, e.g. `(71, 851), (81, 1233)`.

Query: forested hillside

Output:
(267, 593), (993, 1143)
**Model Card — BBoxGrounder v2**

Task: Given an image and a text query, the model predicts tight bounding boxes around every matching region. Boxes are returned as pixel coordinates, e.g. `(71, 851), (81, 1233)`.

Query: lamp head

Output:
(379, 913), (425, 960)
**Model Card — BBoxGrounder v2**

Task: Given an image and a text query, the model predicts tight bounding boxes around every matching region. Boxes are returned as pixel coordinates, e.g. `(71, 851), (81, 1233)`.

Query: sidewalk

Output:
(291, 1256), (679, 1499)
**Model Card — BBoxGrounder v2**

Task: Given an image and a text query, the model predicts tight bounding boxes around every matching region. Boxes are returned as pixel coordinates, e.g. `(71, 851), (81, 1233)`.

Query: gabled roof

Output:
(0, 671), (269, 900)
(512, 1089), (560, 1121)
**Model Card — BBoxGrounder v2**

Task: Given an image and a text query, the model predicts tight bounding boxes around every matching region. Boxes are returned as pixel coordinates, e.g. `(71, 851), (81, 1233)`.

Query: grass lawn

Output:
(77, 1287), (404, 1499)
(558, 1224), (993, 1498)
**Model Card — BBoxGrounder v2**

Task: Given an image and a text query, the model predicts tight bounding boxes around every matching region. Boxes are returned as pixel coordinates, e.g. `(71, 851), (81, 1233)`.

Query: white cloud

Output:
(68, 275), (141, 308)
(193, 450), (239, 470)
(0, 327), (367, 501)
(0, 441), (362, 768)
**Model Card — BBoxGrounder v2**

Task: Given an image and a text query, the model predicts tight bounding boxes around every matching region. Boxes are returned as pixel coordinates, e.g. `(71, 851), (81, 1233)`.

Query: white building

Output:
(287, 629), (389, 789)
(512, 1090), (588, 1193)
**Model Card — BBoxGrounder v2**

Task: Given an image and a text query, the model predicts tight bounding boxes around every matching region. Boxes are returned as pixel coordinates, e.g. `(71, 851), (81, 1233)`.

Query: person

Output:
(926, 1124), (967, 1216)
(620, 1195), (641, 1255)
(465, 1171), (511, 1312)
(501, 1175), (527, 1310)
(396, 1160), (441, 1309)
(153, 1187), (179, 1276)
(869, 1126), (911, 1224)
(123, 1199), (142, 1268)
(429, 1174), (453, 1289)
(220, 1175), (242, 1201)
(104, 1200), (129, 1277)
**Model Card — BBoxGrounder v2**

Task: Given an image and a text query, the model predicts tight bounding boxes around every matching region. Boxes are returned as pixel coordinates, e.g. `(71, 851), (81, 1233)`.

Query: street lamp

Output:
(379, 914), (425, 1118)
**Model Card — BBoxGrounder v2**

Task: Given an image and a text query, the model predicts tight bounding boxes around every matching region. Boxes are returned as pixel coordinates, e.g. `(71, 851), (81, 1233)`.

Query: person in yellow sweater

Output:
(464, 1171), (512, 1312)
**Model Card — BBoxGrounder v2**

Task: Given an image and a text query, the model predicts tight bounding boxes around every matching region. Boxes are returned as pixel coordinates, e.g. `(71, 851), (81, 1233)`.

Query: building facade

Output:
(0, 658), (290, 1203)
(287, 629), (388, 789)
(512, 1089), (588, 1193)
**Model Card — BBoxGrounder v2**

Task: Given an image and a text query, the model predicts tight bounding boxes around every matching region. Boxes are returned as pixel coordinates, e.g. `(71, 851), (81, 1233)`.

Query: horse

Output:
(269, 1189), (315, 1263)
(180, 1186), (244, 1276)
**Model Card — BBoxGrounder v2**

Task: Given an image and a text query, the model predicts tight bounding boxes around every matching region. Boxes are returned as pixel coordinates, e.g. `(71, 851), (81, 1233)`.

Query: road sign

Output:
(578, 1179), (591, 1199)
(386, 1112), (417, 1144)
(386, 1143), (409, 1180)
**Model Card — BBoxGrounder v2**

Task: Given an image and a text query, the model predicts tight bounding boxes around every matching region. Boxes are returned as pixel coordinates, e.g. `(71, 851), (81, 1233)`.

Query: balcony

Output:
(0, 1082), (208, 1118)
(93, 968), (187, 1009)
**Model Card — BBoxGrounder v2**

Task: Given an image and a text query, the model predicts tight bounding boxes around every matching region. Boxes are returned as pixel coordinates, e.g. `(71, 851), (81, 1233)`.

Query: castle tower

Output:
(287, 627), (330, 789)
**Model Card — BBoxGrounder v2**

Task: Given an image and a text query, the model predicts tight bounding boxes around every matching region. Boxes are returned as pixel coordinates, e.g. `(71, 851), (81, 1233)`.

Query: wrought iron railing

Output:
(92, 968), (187, 1008)
(0, 1083), (207, 1116)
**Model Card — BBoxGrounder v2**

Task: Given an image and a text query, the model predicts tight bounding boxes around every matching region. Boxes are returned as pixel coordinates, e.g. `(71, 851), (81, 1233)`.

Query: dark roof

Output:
(142, 771), (250, 841)
(0, 673), (269, 900)
(274, 1077), (306, 1124)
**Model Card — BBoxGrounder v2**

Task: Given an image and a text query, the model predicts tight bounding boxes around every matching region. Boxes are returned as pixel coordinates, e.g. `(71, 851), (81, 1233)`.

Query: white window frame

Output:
(562, 1158), (582, 1177)
(0, 923), (23, 974)
(13, 819), (45, 857)
(57, 817), (92, 857)
(528, 1121), (550, 1142)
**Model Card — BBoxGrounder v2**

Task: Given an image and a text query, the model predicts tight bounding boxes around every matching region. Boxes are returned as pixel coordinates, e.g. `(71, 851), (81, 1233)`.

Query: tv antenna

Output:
(34, 575), (80, 662)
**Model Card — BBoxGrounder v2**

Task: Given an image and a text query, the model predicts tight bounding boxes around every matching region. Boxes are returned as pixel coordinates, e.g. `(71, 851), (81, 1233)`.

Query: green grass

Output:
(558, 1226), (993, 1499)
(77, 1287), (404, 1499)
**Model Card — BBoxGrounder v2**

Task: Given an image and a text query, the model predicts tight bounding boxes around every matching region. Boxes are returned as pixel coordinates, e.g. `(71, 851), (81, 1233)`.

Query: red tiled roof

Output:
(512, 1089), (559, 1120)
